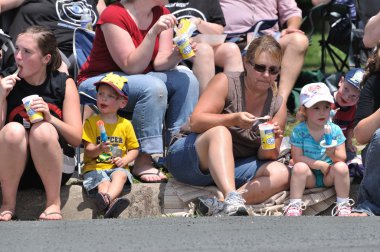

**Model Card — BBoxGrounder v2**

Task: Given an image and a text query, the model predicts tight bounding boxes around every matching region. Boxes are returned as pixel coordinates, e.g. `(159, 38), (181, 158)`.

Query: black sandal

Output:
(95, 192), (111, 211)
(104, 198), (130, 219)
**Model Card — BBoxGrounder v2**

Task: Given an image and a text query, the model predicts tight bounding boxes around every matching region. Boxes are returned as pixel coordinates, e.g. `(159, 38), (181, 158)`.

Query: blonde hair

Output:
(244, 35), (282, 95)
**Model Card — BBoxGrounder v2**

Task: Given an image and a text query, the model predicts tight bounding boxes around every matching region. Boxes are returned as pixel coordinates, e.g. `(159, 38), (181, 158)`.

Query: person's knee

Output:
(113, 171), (128, 182)
(0, 122), (27, 146)
(282, 33), (309, 52)
(331, 162), (349, 177)
(29, 122), (59, 146)
(140, 76), (168, 102)
(219, 42), (241, 59)
(193, 42), (214, 60)
(205, 126), (232, 142)
(274, 162), (290, 186)
(292, 162), (310, 177)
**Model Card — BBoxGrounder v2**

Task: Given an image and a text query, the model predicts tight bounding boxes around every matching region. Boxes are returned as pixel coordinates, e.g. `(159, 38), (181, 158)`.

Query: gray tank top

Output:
(224, 72), (282, 158)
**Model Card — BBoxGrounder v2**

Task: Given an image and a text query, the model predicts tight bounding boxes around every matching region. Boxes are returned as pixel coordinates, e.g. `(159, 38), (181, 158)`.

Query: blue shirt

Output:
(290, 121), (346, 164)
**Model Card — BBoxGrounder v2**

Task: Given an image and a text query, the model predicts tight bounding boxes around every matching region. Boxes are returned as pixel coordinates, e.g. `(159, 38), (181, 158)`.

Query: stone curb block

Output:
(0, 180), (360, 220)
(1, 182), (164, 220)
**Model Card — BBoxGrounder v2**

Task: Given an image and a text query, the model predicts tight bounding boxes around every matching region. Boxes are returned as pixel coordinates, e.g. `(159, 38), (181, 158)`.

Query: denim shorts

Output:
(167, 133), (266, 189)
(82, 168), (133, 195)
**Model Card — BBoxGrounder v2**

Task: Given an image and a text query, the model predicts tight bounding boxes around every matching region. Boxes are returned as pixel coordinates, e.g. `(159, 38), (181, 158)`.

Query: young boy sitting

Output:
(332, 68), (364, 181)
(82, 73), (139, 218)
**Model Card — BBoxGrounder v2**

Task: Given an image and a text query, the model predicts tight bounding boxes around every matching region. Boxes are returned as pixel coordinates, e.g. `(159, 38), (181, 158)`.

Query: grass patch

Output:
(303, 33), (347, 74)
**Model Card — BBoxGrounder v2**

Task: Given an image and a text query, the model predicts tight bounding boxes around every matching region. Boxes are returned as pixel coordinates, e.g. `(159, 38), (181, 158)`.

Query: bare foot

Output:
(349, 212), (368, 217)
(133, 153), (167, 183)
(39, 204), (62, 220)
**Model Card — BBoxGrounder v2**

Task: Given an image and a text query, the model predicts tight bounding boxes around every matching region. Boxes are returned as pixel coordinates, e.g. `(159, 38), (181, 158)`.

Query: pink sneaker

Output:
(331, 199), (355, 216)
(283, 201), (306, 216)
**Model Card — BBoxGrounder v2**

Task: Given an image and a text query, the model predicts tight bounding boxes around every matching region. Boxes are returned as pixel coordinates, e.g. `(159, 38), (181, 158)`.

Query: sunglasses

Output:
(249, 62), (280, 75)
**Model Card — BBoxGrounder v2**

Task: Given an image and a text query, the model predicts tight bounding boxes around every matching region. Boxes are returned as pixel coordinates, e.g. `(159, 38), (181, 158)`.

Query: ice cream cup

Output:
(259, 122), (275, 150)
(173, 34), (195, 60)
(22, 95), (44, 123)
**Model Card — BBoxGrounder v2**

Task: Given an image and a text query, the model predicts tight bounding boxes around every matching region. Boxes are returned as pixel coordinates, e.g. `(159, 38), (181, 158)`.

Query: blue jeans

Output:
(167, 133), (266, 189)
(82, 168), (133, 195)
(78, 67), (199, 154)
(354, 128), (380, 216)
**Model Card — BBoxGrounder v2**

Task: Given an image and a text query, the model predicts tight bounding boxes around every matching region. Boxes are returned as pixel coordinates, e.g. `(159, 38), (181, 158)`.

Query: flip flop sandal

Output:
(0, 210), (15, 221)
(104, 198), (130, 219)
(95, 192), (111, 211)
(134, 170), (168, 183)
(39, 211), (63, 221)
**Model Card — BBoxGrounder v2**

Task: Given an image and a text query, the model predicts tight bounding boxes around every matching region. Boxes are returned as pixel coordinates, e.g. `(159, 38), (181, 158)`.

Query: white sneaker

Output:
(197, 196), (224, 216)
(283, 201), (306, 216)
(331, 199), (355, 216)
(223, 191), (248, 216)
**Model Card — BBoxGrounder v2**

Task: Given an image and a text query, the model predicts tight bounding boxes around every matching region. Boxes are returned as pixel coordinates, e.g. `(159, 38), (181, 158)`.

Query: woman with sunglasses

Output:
(166, 35), (289, 216)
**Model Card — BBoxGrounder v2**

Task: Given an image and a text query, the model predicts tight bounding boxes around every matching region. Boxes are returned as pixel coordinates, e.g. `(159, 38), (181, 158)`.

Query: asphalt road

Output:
(1, 216), (379, 251)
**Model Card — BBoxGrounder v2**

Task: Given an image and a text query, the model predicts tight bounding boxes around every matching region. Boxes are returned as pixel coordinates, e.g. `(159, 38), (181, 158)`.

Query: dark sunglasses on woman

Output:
(249, 62), (280, 75)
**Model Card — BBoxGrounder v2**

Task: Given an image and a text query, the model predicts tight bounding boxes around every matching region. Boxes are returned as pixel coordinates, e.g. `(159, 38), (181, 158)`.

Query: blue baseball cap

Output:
(345, 68), (364, 89)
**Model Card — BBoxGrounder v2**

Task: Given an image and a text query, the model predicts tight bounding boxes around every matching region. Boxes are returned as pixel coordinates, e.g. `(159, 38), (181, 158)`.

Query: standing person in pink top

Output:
(77, 0), (199, 183)
(220, 0), (309, 109)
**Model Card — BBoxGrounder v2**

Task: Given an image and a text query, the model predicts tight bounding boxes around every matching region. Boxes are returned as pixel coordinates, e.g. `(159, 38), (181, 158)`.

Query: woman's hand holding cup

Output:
(29, 96), (52, 122)
(22, 95), (44, 123)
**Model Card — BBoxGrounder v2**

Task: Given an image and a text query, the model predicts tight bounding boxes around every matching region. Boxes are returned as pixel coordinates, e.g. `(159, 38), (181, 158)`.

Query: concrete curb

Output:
(4, 179), (164, 220)
(1, 179), (360, 220)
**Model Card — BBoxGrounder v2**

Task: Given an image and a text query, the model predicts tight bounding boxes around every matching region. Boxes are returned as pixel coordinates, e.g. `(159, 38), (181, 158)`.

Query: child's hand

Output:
(313, 160), (330, 175)
(99, 142), (111, 153)
(325, 146), (336, 157)
(112, 156), (128, 168)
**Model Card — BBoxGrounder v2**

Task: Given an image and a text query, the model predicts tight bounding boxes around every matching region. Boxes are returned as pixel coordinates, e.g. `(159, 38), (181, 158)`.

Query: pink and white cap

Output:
(300, 82), (334, 108)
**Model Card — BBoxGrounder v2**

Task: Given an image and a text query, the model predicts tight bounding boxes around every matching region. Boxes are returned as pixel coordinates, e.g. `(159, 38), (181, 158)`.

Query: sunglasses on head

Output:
(249, 62), (280, 75)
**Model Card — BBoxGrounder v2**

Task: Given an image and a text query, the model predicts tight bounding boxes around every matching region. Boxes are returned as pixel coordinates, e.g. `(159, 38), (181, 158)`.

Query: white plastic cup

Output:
(173, 34), (195, 60)
(258, 122), (275, 150)
(22, 95), (44, 123)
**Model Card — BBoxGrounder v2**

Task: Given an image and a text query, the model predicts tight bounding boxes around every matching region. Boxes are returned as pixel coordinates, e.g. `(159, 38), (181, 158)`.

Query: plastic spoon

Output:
(256, 115), (271, 120)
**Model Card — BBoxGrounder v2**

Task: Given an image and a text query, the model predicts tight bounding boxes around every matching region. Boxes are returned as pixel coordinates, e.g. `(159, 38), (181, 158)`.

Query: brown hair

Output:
(17, 25), (62, 73)
(362, 42), (380, 87)
(244, 35), (282, 94)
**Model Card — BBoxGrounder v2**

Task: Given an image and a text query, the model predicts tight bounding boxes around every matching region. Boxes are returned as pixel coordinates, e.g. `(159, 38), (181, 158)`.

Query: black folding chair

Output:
(305, 3), (366, 74)
(225, 19), (278, 53)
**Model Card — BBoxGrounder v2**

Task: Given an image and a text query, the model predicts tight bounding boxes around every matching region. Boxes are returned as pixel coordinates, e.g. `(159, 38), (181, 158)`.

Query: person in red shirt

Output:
(78, 0), (199, 183)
